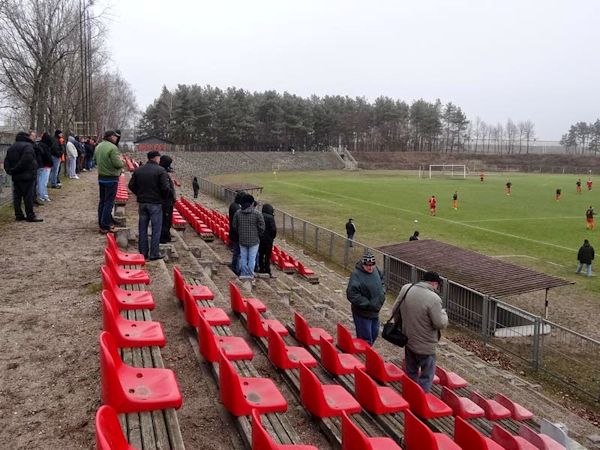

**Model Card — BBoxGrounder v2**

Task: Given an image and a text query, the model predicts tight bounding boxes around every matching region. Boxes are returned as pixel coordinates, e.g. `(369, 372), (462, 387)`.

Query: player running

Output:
(480, 172), (484, 182)
(505, 181), (512, 195)
(452, 191), (458, 210)
(587, 177), (593, 191)
(576, 179), (582, 193)
(429, 195), (437, 216)
(586, 206), (595, 230)
(555, 188), (562, 201)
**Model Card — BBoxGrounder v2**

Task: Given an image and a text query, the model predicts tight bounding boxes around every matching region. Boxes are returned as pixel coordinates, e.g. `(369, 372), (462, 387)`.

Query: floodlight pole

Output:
(544, 288), (549, 319)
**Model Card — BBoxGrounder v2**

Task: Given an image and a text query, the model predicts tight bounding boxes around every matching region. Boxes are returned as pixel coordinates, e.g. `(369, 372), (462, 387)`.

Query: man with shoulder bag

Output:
(388, 271), (448, 393)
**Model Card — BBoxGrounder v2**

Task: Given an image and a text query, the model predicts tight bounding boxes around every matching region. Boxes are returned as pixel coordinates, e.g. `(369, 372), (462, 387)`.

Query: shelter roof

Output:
(223, 183), (263, 193)
(377, 239), (572, 297)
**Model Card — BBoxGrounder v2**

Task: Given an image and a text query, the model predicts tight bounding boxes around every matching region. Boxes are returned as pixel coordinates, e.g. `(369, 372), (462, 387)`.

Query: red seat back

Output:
(403, 410), (438, 450)
(267, 326), (290, 369)
(319, 336), (345, 374)
(353, 367), (380, 412)
(337, 323), (360, 354)
(251, 409), (278, 450)
(341, 411), (374, 450)
(182, 285), (199, 327)
(95, 405), (135, 450)
(173, 266), (185, 301)
(364, 346), (387, 382)
(299, 363), (325, 416)
(294, 312), (313, 346)
(101, 265), (118, 291)
(99, 331), (124, 407)
(197, 313), (218, 362)
(245, 301), (266, 337)
(454, 416), (489, 450)
(101, 290), (121, 335)
(402, 375), (428, 416)
(218, 349), (249, 416)
(229, 281), (245, 313)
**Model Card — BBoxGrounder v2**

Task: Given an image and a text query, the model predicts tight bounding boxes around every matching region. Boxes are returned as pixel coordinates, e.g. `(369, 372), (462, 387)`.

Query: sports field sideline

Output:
(210, 170), (600, 293)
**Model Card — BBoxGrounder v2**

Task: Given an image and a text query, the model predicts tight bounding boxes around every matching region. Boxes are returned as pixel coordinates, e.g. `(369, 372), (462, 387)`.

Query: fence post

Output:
(303, 221), (307, 246)
(315, 227), (319, 252)
(290, 216), (295, 241)
(282, 212), (287, 237)
(383, 255), (390, 287)
(410, 265), (417, 283)
(481, 295), (489, 340)
(329, 231), (334, 260)
(343, 238), (349, 268)
(441, 280), (449, 309)
(532, 317), (541, 370)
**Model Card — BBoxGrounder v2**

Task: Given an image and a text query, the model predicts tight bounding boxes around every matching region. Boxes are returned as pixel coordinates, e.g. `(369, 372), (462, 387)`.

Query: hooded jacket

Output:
(578, 242), (595, 265)
(3, 132), (37, 181)
(35, 134), (53, 168)
(66, 136), (78, 159)
(232, 202), (265, 247)
(346, 261), (386, 319)
(394, 281), (448, 355)
(260, 203), (277, 243)
(228, 191), (246, 242)
(50, 130), (64, 158)
(159, 155), (176, 205)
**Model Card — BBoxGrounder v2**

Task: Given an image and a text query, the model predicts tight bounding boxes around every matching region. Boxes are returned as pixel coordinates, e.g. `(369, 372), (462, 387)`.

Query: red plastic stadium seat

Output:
(297, 261), (316, 277)
(454, 416), (506, 450)
(435, 366), (469, 389)
(518, 425), (566, 450)
(471, 392), (512, 420)
(320, 336), (365, 376)
(251, 409), (318, 450)
(101, 266), (155, 310)
(104, 249), (150, 285)
(99, 331), (182, 413)
(197, 314), (253, 362)
(106, 234), (145, 266)
(440, 386), (485, 419)
(353, 367), (409, 414)
(245, 302), (289, 338)
(364, 346), (404, 383)
(95, 405), (137, 450)
(277, 253), (297, 272)
(404, 410), (462, 450)
(299, 363), (361, 418)
(218, 350), (288, 416)
(182, 287), (229, 327)
(267, 326), (317, 370)
(491, 424), (539, 450)
(337, 323), (369, 354)
(494, 393), (534, 421)
(341, 411), (401, 450)
(401, 375), (452, 419)
(229, 281), (267, 314)
(294, 312), (333, 346)
(101, 290), (165, 348)
(173, 266), (214, 302)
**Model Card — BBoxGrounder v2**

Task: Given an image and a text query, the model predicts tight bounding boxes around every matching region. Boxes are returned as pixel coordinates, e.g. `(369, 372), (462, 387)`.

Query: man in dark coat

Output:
(158, 155), (176, 244)
(345, 218), (356, 247)
(258, 203), (277, 275)
(228, 191), (246, 275)
(49, 129), (64, 188)
(576, 239), (595, 277)
(3, 131), (42, 222)
(128, 151), (171, 260)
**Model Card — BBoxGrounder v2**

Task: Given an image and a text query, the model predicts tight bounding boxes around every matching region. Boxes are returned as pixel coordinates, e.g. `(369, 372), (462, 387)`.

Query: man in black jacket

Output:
(345, 218), (356, 247)
(158, 155), (176, 244)
(128, 151), (171, 260)
(258, 203), (277, 275)
(3, 131), (42, 222)
(576, 239), (595, 277)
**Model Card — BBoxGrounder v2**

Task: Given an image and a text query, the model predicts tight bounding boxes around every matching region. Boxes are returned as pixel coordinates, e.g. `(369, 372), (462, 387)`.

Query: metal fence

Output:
(198, 177), (600, 402)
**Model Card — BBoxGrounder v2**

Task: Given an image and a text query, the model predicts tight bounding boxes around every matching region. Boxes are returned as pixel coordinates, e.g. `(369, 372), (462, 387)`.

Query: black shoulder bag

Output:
(382, 284), (414, 347)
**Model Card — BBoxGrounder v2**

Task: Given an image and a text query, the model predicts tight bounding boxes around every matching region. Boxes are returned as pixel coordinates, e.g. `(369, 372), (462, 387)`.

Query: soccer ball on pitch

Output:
(414, 219), (418, 223)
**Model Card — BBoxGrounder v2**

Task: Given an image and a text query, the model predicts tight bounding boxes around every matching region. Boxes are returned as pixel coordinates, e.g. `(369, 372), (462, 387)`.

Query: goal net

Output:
(428, 164), (467, 179)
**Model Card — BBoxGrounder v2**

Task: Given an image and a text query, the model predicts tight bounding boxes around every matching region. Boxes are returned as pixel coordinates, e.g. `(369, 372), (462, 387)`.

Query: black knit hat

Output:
(423, 271), (442, 283)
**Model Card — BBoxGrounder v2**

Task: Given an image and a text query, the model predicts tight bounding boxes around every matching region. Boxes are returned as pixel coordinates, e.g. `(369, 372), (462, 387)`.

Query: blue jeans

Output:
(352, 312), (379, 345)
(404, 347), (436, 393)
(576, 262), (593, 276)
(37, 168), (50, 200)
(138, 203), (163, 259)
(230, 240), (241, 275)
(50, 156), (61, 187)
(98, 181), (118, 230)
(239, 243), (259, 277)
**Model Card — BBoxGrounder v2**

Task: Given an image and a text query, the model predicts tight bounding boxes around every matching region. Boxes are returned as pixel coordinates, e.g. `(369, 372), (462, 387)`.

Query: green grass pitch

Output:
(209, 170), (599, 292)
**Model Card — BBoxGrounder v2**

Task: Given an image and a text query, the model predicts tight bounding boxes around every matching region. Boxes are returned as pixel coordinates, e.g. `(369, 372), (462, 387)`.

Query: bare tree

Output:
(522, 120), (535, 154)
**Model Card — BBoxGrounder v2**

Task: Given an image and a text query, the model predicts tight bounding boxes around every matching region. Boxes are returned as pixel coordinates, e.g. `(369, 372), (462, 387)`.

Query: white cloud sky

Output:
(99, 0), (600, 140)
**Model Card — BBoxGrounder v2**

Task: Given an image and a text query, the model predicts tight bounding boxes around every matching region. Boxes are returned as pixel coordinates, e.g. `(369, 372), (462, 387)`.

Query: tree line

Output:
(0, 0), (138, 136)
(139, 84), (538, 153)
(560, 121), (600, 155)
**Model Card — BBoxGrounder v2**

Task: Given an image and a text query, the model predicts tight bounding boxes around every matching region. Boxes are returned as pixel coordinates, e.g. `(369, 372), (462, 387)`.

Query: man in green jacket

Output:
(93, 130), (124, 234)
(346, 250), (386, 345)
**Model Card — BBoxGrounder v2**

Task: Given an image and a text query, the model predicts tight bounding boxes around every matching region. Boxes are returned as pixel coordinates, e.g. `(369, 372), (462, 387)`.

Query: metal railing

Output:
(198, 177), (600, 402)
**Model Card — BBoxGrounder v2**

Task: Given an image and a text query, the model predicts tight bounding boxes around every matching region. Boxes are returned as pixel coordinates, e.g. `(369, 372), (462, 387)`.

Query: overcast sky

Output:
(100, 0), (600, 140)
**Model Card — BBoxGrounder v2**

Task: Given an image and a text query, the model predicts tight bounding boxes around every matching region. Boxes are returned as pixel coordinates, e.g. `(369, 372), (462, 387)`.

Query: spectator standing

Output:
(192, 176), (200, 199)
(36, 133), (54, 202)
(159, 155), (176, 244)
(258, 203), (277, 276)
(586, 206), (596, 230)
(93, 130), (124, 234)
(65, 136), (79, 179)
(576, 239), (594, 277)
(232, 194), (265, 278)
(346, 251), (386, 345)
(228, 191), (246, 275)
(409, 231), (420, 241)
(345, 218), (356, 247)
(393, 271), (448, 393)
(49, 129), (64, 188)
(3, 131), (42, 222)
(128, 151), (171, 260)
(84, 138), (96, 171)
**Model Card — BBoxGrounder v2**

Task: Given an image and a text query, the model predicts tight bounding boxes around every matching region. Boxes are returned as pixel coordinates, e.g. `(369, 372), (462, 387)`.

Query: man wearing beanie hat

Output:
(128, 150), (171, 260)
(346, 250), (386, 345)
(158, 155), (176, 244)
(231, 193), (265, 277)
(391, 270), (448, 393)
(93, 130), (124, 233)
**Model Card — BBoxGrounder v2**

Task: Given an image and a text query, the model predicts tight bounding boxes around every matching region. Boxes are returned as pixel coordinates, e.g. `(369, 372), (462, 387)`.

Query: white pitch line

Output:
(462, 216), (580, 223)
(493, 255), (538, 259)
(274, 181), (578, 252)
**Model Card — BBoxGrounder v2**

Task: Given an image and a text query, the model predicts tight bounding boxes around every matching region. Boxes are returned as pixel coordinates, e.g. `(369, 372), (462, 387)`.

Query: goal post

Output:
(428, 164), (467, 179)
